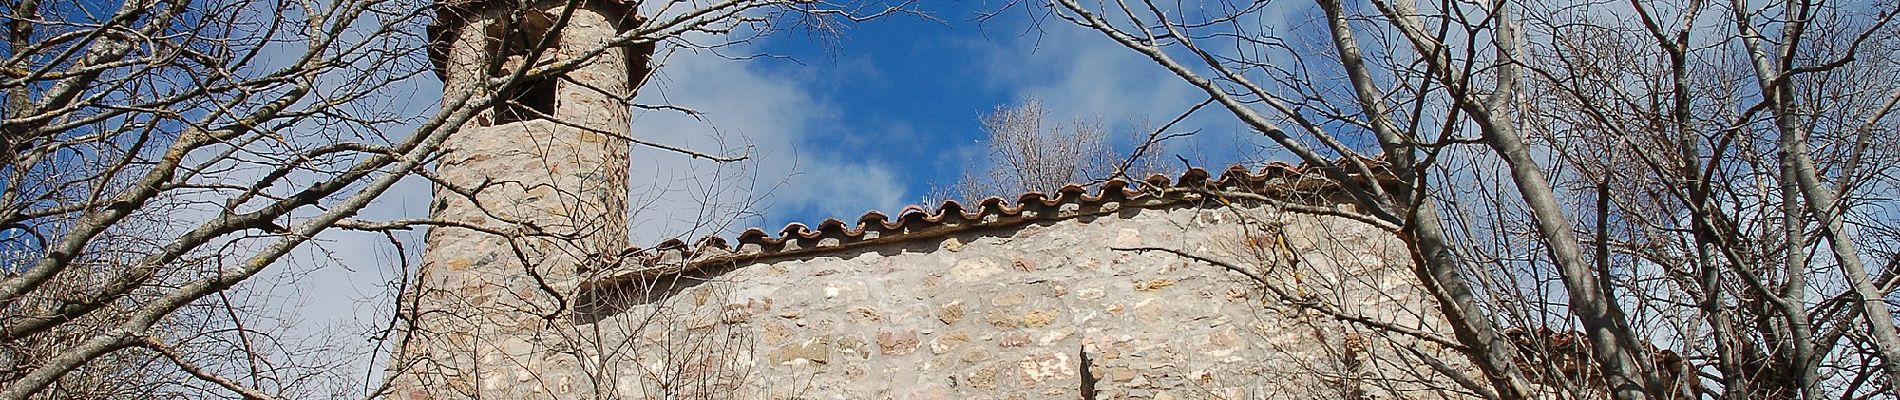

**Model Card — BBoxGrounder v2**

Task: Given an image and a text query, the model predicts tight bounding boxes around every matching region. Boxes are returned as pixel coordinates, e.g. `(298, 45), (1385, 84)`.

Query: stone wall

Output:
(390, 2), (637, 398)
(584, 202), (1479, 399)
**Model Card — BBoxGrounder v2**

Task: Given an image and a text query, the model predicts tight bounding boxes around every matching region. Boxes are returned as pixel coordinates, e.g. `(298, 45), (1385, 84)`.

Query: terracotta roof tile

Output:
(582, 158), (1391, 294)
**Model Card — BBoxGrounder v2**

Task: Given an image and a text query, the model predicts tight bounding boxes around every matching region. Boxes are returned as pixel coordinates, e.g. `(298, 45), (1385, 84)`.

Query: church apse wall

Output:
(579, 194), (1474, 400)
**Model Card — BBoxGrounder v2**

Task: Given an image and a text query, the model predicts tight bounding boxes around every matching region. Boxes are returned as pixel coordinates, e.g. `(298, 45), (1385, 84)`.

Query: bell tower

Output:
(391, 0), (648, 398)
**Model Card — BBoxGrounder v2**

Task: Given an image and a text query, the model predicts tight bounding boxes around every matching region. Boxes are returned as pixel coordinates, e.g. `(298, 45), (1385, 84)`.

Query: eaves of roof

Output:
(581, 158), (1395, 295)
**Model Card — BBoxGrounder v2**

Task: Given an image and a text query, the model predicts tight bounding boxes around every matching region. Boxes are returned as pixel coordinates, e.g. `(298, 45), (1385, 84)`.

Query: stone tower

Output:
(390, 0), (648, 398)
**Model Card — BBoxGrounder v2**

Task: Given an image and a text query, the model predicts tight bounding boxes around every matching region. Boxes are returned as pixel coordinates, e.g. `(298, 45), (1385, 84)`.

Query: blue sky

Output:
(614, 0), (1274, 242)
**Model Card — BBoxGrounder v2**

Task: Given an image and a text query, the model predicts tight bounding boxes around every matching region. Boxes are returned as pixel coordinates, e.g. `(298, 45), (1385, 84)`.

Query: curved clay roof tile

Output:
(815, 219), (851, 235)
(605, 160), (1395, 281)
(975, 197), (1014, 215)
(777, 222), (810, 238)
(696, 236), (729, 251)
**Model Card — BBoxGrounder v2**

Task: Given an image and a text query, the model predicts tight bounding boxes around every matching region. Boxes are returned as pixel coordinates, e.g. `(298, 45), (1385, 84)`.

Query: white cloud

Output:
(627, 44), (909, 243)
(966, 15), (1282, 170)
(978, 27), (1200, 124)
(775, 161), (906, 221)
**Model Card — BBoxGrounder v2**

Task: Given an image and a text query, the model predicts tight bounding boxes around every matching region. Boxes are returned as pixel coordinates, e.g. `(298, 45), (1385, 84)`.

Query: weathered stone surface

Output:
(1133, 277), (1177, 292)
(565, 205), (1471, 398)
(770, 338), (832, 365)
(931, 331), (970, 354)
(937, 300), (965, 325)
(835, 335), (871, 359)
(999, 332), (1031, 348)
(967, 364), (1002, 390)
(1021, 309), (1057, 327)
(876, 330), (922, 356)
(1017, 352), (1073, 384)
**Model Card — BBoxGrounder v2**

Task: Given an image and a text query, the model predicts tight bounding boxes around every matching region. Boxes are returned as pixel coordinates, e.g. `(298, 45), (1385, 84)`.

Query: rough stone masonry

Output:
(388, 0), (638, 398)
(581, 201), (1476, 399)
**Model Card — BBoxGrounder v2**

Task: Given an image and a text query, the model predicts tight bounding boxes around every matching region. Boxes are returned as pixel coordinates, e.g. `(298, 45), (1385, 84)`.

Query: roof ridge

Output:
(583, 157), (1388, 291)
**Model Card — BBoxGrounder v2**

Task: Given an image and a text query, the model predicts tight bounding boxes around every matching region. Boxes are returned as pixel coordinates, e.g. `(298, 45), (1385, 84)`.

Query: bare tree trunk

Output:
(1776, 101), (1900, 398)
(1374, 1), (1666, 397)
(1731, 0), (1900, 394)
(1451, 4), (1657, 399)
(1316, 1), (1534, 398)
(1469, 93), (1656, 400)
(1781, 154), (1822, 400)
